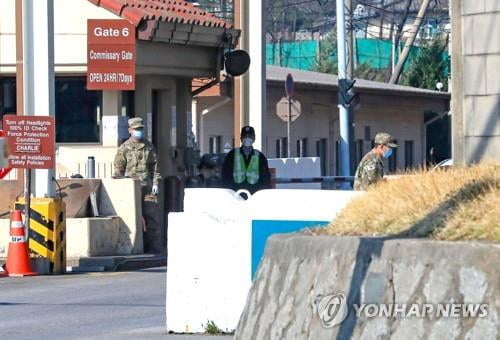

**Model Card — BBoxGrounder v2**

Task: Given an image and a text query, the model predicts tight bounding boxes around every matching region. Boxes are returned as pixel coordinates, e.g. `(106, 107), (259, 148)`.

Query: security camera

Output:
(436, 82), (444, 91)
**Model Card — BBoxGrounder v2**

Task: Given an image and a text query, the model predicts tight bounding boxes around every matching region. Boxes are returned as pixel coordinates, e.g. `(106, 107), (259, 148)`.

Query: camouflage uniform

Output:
(113, 138), (160, 189)
(353, 151), (384, 190)
(353, 132), (397, 191)
(113, 118), (162, 254)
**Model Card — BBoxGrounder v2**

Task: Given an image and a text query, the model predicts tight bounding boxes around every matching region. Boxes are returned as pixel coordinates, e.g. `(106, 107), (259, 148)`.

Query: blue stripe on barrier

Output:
(251, 220), (329, 279)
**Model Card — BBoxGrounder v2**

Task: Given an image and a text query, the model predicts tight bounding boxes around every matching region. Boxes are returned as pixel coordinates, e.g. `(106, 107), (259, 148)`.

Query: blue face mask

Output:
(242, 137), (254, 147)
(383, 148), (393, 158)
(132, 130), (144, 141)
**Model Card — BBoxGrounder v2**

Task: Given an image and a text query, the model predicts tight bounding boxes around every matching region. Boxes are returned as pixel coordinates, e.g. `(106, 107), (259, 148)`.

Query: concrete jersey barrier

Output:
(236, 235), (500, 340)
(166, 188), (361, 333)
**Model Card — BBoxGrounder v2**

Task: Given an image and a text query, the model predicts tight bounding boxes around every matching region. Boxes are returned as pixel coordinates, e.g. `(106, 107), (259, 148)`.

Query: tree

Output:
(314, 31), (387, 81)
(314, 32), (338, 73)
(402, 37), (449, 91)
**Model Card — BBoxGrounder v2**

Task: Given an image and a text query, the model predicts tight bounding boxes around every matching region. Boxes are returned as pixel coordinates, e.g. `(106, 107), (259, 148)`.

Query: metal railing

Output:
(273, 176), (354, 190)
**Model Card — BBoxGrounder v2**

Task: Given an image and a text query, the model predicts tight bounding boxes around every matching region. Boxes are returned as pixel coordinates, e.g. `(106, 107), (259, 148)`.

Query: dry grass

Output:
(317, 162), (500, 241)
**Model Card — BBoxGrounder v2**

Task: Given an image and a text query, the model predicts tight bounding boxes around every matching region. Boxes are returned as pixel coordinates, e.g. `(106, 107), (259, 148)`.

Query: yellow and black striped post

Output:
(15, 198), (66, 274)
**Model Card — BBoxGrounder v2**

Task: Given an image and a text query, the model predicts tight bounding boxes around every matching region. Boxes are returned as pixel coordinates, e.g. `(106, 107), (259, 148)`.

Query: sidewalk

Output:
(67, 253), (167, 272)
(1, 253), (167, 273)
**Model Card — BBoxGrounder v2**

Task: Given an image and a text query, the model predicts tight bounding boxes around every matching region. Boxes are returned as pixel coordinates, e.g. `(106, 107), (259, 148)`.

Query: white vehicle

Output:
(432, 158), (453, 171)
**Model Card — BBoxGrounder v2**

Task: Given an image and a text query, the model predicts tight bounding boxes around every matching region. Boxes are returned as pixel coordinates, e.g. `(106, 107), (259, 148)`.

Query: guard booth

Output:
(0, 0), (241, 256)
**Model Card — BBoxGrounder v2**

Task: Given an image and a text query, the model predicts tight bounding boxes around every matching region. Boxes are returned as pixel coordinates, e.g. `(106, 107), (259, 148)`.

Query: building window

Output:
(296, 138), (308, 157)
(209, 135), (222, 154)
(335, 140), (340, 176)
(55, 77), (101, 143)
(405, 140), (414, 169)
(0, 77), (16, 125)
(1, 76), (102, 143)
(121, 91), (135, 117)
(388, 140), (398, 173)
(276, 137), (288, 158)
(355, 139), (364, 165)
(316, 138), (327, 176)
(364, 126), (371, 141)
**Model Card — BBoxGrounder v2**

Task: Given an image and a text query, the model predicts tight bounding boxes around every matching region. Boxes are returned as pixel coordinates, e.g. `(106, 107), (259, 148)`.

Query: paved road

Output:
(0, 267), (232, 340)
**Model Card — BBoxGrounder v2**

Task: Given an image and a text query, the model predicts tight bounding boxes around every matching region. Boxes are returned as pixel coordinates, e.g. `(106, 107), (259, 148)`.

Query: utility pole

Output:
(233, 0), (242, 144)
(336, 0), (351, 178)
(247, 0), (266, 151)
(22, 0), (56, 198)
(345, 0), (356, 173)
(389, 0), (431, 84)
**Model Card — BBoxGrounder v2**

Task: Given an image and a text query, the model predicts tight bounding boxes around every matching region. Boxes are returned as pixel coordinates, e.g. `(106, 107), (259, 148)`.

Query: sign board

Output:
(2, 115), (55, 169)
(87, 19), (136, 90)
(285, 73), (294, 98)
(276, 97), (301, 122)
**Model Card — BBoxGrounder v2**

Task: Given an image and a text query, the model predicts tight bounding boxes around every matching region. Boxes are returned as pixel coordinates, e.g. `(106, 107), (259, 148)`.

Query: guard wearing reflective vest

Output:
(222, 126), (271, 194)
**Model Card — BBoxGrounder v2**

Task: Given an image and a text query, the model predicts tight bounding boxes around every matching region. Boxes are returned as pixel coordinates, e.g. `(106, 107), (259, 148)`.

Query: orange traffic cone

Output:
(5, 210), (38, 276)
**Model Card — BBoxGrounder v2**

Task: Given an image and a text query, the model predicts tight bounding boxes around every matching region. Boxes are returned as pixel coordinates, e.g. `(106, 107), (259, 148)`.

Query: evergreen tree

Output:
(402, 38), (449, 91)
(314, 32), (338, 74)
(314, 32), (386, 81)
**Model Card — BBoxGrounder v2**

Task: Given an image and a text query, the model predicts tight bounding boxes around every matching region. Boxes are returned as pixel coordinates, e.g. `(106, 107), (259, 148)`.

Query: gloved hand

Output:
(152, 185), (159, 196)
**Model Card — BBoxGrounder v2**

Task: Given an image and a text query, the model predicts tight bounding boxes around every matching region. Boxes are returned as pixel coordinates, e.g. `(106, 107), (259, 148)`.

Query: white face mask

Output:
(242, 137), (254, 147)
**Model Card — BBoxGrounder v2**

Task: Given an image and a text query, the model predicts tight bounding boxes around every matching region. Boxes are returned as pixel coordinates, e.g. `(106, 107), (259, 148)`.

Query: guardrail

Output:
(273, 176), (354, 190)
(274, 176), (354, 184)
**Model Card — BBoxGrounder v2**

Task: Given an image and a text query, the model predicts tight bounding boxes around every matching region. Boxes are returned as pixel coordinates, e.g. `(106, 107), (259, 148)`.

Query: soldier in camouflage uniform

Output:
(113, 118), (162, 253)
(353, 132), (397, 191)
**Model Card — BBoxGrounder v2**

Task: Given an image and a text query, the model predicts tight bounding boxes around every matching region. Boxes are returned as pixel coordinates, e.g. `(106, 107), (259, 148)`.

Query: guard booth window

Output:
(55, 77), (102, 143)
(1, 76), (102, 143)
(0, 77), (16, 126)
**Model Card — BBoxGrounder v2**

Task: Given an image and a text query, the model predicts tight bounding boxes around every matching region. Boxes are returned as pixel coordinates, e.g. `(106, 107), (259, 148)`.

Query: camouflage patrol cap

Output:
(128, 117), (144, 129)
(374, 132), (398, 147)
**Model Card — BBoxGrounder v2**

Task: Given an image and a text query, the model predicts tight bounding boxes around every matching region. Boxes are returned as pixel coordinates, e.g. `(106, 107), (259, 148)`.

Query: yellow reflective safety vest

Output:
(233, 148), (260, 185)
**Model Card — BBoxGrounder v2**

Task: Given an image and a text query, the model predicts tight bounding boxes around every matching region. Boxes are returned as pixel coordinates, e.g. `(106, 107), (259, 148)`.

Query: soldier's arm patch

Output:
(365, 164), (376, 171)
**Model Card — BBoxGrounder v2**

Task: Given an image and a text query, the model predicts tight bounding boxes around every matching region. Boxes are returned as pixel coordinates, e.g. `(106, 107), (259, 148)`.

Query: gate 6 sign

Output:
(87, 19), (136, 90)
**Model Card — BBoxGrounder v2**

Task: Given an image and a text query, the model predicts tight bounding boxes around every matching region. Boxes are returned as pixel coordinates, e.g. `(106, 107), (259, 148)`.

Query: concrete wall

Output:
(236, 235), (500, 339)
(99, 178), (143, 254)
(0, 178), (142, 257)
(451, 1), (500, 164)
(66, 217), (133, 257)
(57, 146), (118, 178)
(198, 85), (447, 175)
(1, 216), (135, 258)
(0, 0), (117, 74)
(268, 157), (321, 189)
(166, 188), (361, 333)
(0, 0), (219, 76)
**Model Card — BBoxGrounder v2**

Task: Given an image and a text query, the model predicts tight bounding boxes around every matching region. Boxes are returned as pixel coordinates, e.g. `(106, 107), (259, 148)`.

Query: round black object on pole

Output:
(224, 50), (250, 77)
(285, 73), (294, 98)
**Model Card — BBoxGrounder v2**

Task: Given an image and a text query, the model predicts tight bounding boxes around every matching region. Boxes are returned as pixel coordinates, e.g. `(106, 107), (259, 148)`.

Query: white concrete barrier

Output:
(268, 157), (321, 189)
(166, 188), (362, 333)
